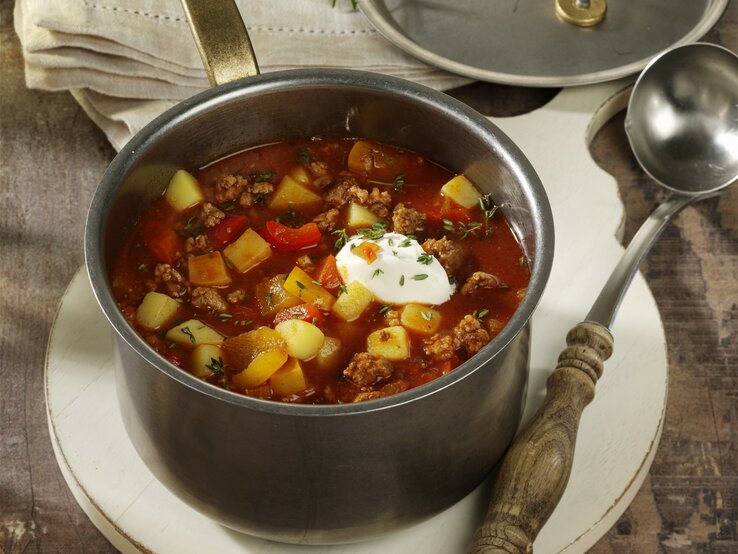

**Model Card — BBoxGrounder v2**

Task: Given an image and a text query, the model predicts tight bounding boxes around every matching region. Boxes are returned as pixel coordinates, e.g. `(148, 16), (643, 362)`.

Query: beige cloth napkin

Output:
(14, 0), (470, 150)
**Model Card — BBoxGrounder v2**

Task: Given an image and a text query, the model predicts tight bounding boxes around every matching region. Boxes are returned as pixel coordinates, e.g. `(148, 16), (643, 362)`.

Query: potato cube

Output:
(191, 344), (224, 378)
(223, 327), (289, 388)
(346, 141), (400, 181)
(222, 327), (286, 370)
(331, 280), (373, 322)
(233, 350), (289, 389)
(289, 166), (311, 186)
(283, 266), (335, 310)
(270, 357), (308, 397)
(188, 252), (231, 286)
(367, 326), (411, 361)
(440, 175), (482, 209)
(275, 319), (325, 360)
(223, 228), (272, 273)
(268, 175), (322, 211)
(400, 304), (442, 335)
(346, 203), (380, 230)
(164, 169), (204, 211)
(166, 319), (224, 348)
(135, 292), (180, 330)
(314, 337), (342, 372)
(255, 275), (302, 317)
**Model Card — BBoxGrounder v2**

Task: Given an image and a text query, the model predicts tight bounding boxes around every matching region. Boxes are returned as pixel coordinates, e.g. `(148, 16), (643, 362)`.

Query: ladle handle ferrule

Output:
(470, 322), (613, 554)
(180, 0), (260, 86)
(586, 193), (694, 328)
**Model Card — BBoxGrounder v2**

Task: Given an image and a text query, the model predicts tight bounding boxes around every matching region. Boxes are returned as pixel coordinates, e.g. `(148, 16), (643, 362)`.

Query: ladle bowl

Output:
(626, 43), (738, 195)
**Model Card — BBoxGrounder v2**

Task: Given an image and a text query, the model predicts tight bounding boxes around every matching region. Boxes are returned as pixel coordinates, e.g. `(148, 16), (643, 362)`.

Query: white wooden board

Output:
(45, 79), (668, 553)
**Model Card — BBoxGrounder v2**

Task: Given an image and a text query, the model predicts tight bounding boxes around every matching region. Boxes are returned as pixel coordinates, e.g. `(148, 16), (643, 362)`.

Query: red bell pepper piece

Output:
(208, 215), (249, 249)
(273, 303), (325, 326)
(141, 220), (181, 264)
(315, 255), (342, 291)
(259, 221), (321, 251)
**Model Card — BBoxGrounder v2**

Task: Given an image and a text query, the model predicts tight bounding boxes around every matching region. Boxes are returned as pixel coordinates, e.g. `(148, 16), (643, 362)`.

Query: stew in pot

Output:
(110, 138), (529, 404)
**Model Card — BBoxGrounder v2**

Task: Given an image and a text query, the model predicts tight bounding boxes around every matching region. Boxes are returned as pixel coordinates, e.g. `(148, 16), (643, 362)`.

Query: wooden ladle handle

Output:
(470, 322), (614, 553)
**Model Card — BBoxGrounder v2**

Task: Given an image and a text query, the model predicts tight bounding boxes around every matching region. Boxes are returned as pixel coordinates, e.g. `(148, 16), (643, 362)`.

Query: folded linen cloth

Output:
(15, 0), (470, 150)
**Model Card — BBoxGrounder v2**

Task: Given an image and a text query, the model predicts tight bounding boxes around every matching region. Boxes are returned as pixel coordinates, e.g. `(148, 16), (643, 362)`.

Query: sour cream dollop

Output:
(335, 232), (455, 305)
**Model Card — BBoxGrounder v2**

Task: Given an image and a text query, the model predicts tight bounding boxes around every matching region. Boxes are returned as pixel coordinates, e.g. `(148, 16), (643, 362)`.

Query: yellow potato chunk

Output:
(234, 350), (289, 389)
(289, 166), (311, 186)
(191, 344), (224, 378)
(367, 326), (411, 361)
(164, 169), (204, 211)
(268, 175), (322, 211)
(346, 203), (380, 230)
(223, 228), (272, 273)
(314, 337), (342, 372)
(223, 327), (289, 388)
(166, 319), (224, 348)
(283, 266), (335, 310)
(136, 291), (180, 330)
(400, 304), (442, 335)
(331, 280), (373, 322)
(188, 252), (231, 286)
(270, 357), (308, 397)
(255, 274), (302, 317)
(275, 319), (325, 360)
(440, 175), (482, 209)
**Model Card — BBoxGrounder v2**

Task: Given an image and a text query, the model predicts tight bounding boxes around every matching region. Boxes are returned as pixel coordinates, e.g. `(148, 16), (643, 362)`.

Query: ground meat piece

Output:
(201, 202), (226, 228)
(227, 289), (248, 304)
(313, 208), (340, 232)
(452, 315), (491, 355)
(191, 287), (228, 313)
(385, 309), (401, 327)
(460, 271), (500, 295)
(353, 391), (385, 403)
(307, 160), (329, 177)
(366, 187), (392, 218)
(421, 236), (466, 275)
(353, 381), (408, 403)
(215, 174), (247, 204)
(343, 352), (393, 388)
(323, 174), (365, 208)
(154, 263), (188, 297)
(237, 180), (275, 208)
(296, 255), (315, 271)
(422, 334), (455, 361)
(392, 203), (426, 235)
(185, 234), (211, 255)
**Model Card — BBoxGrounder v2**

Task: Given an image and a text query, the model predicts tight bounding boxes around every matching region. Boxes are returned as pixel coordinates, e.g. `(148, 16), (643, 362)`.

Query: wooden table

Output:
(1, 0), (735, 550)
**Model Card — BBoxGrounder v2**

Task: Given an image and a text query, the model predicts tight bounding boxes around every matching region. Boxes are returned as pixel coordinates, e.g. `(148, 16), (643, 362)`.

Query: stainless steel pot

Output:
(84, 0), (553, 544)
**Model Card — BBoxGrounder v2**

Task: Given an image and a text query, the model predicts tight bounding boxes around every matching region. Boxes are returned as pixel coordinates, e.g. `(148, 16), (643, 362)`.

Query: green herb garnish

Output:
(181, 326), (196, 344)
(333, 228), (349, 250)
(371, 269), (384, 279)
(378, 304), (391, 315)
(357, 221), (388, 241)
(392, 174), (405, 193)
(473, 309), (489, 320)
(250, 169), (276, 182)
(411, 274), (428, 281)
(137, 263), (147, 271)
(399, 275), (405, 286)
(206, 356), (226, 374)
(416, 253), (433, 265)
(296, 147), (314, 165)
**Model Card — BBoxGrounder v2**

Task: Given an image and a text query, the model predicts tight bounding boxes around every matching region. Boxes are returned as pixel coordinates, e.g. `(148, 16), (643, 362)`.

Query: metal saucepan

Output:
(84, 0), (553, 544)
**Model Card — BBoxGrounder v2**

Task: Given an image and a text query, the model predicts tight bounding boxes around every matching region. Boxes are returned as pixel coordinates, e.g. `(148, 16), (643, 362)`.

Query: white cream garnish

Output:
(335, 232), (455, 305)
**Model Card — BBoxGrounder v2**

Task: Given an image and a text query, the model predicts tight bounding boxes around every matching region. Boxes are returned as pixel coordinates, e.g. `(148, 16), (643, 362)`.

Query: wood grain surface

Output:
(1, 0), (735, 552)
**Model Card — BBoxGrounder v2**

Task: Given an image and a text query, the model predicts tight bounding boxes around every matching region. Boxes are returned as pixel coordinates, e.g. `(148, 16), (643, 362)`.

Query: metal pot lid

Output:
(359, 0), (728, 87)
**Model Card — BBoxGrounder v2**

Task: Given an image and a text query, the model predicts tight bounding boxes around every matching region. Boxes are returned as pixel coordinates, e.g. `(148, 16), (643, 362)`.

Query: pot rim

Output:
(84, 68), (554, 417)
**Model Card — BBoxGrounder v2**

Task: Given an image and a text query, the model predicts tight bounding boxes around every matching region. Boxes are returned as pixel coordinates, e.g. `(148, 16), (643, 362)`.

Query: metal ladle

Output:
(471, 42), (738, 553)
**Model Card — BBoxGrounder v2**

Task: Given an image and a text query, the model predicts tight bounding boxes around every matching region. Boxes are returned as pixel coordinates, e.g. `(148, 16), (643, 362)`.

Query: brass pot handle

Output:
(180, 0), (260, 86)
